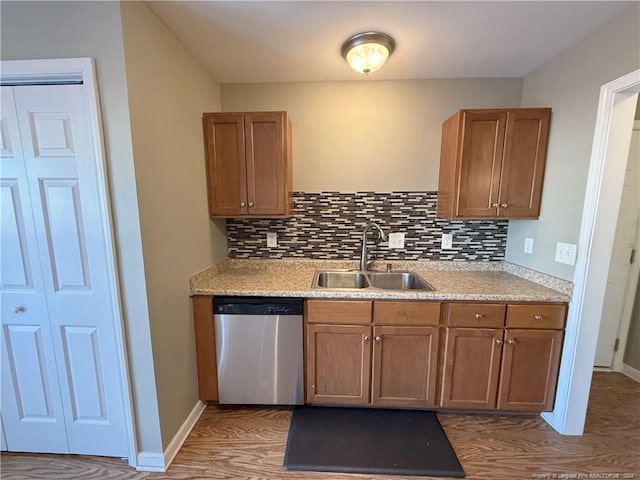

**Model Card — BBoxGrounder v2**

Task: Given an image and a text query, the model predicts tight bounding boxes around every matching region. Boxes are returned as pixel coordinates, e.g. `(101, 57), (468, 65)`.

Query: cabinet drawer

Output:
(506, 304), (566, 329)
(305, 300), (372, 324)
(374, 301), (441, 326)
(446, 303), (506, 328)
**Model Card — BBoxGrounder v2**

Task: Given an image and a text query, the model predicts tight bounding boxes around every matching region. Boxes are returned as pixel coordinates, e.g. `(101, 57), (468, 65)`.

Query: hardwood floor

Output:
(2, 372), (638, 479)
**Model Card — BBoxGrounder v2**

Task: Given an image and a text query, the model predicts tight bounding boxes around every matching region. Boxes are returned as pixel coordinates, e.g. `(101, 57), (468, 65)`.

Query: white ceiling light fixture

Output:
(341, 31), (396, 75)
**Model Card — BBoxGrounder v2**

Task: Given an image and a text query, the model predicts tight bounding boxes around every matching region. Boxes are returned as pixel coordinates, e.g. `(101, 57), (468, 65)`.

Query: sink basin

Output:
(314, 271), (369, 289)
(311, 270), (434, 291)
(367, 271), (434, 291)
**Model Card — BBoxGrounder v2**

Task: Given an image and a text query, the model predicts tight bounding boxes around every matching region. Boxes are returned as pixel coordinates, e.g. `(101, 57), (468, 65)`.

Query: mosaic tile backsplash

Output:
(226, 192), (508, 261)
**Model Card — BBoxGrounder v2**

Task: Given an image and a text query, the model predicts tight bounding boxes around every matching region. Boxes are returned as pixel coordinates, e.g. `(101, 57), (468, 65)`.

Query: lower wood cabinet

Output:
(497, 329), (563, 411)
(306, 324), (371, 405)
(305, 300), (440, 407)
(440, 302), (566, 412)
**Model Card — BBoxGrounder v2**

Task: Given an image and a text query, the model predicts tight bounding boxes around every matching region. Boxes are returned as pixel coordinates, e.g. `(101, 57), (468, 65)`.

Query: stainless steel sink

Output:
(315, 271), (369, 289)
(311, 270), (434, 291)
(367, 271), (433, 291)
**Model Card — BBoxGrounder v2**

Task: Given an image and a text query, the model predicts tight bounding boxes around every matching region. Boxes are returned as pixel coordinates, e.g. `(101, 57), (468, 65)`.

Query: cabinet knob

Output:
(364, 335), (370, 343)
(507, 339), (516, 345)
(248, 202), (254, 207)
(475, 313), (482, 319)
(495, 339), (503, 345)
(500, 203), (508, 208)
(240, 202), (246, 207)
(375, 336), (382, 342)
(13, 305), (26, 313)
(492, 203), (499, 208)
(534, 315), (543, 321)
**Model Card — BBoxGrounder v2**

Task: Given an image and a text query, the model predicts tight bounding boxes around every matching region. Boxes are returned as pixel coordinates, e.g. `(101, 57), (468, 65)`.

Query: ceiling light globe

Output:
(341, 32), (395, 75)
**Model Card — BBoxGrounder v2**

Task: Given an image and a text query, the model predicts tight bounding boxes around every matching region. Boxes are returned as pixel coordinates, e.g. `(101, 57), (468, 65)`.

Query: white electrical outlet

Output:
(267, 232), (278, 248)
(388, 232), (405, 249)
(524, 237), (534, 255)
(441, 233), (453, 250)
(555, 242), (577, 265)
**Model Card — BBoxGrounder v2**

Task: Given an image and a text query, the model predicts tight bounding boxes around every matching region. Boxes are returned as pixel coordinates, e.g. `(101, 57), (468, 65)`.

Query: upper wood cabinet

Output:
(437, 108), (551, 219)
(202, 112), (292, 218)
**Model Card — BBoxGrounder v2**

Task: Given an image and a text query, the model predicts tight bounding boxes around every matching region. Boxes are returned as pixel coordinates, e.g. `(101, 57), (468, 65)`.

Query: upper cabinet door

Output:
(203, 113), (247, 217)
(456, 111), (506, 218)
(437, 108), (551, 220)
(244, 112), (290, 216)
(497, 109), (551, 218)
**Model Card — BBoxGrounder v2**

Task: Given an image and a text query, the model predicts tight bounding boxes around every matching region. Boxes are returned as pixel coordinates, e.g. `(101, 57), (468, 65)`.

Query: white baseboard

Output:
(135, 400), (206, 472)
(163, 400), (206, 470)
(622, 363), (640, 383)
(136, 452), (165, 472)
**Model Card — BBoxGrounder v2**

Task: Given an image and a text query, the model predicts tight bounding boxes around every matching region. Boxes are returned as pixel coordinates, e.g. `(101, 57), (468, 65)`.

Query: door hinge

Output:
(614, 338), (620, 352)
(631, 249), (636, 265)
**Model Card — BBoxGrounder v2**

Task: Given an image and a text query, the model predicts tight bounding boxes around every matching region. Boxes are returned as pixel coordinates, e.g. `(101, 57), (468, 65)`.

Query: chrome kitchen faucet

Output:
(360, 222), (387, 271)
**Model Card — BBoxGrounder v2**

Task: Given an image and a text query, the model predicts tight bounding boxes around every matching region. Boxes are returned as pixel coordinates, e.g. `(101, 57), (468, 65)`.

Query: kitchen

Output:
(1, 1), (639, 478)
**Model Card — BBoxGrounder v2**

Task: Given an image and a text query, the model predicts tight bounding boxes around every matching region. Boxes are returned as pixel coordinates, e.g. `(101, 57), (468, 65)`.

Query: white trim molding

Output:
(0, 58), (139, 466)
(136, 401), (206, 472)
(542, 69), (640, 435)
(622, 363), (640, 383)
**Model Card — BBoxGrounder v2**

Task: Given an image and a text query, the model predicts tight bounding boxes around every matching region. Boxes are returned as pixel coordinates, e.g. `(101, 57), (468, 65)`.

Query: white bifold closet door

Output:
(1, 85), (128, 457)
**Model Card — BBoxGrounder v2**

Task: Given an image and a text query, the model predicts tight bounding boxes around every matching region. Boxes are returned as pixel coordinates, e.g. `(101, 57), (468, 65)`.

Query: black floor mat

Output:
(283, 407), (465, 477)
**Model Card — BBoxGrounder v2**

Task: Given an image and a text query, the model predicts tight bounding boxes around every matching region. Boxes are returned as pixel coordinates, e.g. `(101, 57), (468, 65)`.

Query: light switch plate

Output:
(555, 242), (577, 265)
(388, 232), (405, 249)
(524, 237), (534, 255)
(267, 232), (278, 248)
(441, 233), (453, 250)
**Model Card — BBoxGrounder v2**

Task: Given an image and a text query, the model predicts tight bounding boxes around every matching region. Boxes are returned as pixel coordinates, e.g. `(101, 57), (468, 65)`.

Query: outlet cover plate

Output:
(555, 242), (577, 265)
(267, 232), (278, 248)
(441, 233), (453, 250)
(388, 232), (405, 249)
(524, 237), (534, 255)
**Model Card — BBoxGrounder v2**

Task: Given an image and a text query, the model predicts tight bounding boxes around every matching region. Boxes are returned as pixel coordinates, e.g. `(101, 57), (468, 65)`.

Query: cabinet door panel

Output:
(372, 326), (439, 407)
(245, 113), (287, 216)
(440, 328), (503, 409)
(456, 111), (506, 217)
(203, 114), (247, 217)
(306, 325), (371, 405)
(497, 329), (563, 411)
(497, 109), (551, 218)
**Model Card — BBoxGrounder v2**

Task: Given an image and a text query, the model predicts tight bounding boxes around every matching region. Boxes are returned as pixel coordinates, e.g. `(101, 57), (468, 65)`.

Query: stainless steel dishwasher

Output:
(213, 296), (304, 405)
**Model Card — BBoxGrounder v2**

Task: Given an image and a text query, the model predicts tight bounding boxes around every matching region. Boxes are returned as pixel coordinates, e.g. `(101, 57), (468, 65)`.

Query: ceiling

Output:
(147, 1), (635, 84)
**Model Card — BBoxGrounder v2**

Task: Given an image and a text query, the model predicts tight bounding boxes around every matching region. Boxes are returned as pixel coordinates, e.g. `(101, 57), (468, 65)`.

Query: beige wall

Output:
(120, 2), (225, 450)
(0, 1), (163, 454)
(221, 78), (523, 191)
(624, 280), (640, 370)
(505, 4), (640, 280)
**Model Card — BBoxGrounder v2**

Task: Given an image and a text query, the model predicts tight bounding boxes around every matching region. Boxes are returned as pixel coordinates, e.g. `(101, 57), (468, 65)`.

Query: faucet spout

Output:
(360, 222), (386, 271)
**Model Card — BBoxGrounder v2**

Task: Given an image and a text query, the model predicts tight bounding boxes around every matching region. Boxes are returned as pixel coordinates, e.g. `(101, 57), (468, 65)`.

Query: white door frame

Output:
(543, 69), (640, 435)
(1, 58), (138, 466)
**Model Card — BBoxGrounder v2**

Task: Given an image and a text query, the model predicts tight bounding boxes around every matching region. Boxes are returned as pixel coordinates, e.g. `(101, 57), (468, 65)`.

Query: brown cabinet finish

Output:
(305, 299), (372, 325)
(203, 111), (292, 218)
(437, 108), (551, 219)
(306, 324), (371, 405)
(497, 329), (563, 411)
(440, 327), (504, 409)
(373, 301), (441, 325)
(192, 295), (218, 401)
(506, 303), (566, 329)
(372, 326), (439, 407)
(446, 302), (506, 328)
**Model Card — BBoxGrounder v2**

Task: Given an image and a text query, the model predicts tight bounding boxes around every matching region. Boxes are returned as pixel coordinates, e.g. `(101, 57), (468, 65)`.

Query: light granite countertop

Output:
(189, 259), (572, 303)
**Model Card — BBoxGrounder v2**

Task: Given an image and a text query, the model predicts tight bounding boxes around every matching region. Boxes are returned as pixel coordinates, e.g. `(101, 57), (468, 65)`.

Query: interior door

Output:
(1, 86), (70, 454)
(595, 124), (640, 367)
(2, 84), (128, 457)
